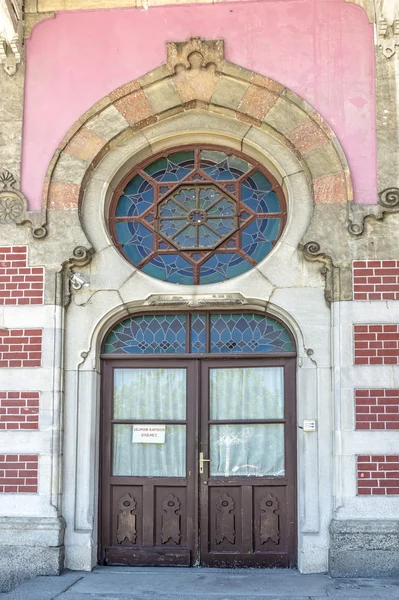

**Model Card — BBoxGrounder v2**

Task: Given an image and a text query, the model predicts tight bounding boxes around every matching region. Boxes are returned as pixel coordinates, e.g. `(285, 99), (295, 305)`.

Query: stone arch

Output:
(42, 38), (352, 219)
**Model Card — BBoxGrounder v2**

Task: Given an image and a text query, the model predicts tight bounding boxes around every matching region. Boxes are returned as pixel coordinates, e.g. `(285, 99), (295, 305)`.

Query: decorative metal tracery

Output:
(109, 146), (287, 285)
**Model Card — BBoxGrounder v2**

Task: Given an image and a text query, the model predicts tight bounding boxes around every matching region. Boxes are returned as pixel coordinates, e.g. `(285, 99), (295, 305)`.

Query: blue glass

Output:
(116, 175), (154, 217)
(104, 314), (187, 354)
(241, 172), (281, 213)
(200, 151), (251, 180)
(241, 218), (281, 262)
(210, 313), (294, 353)
(191, 314), (206, 353)
(104, 313), (293, 354)
(144, 151), (195, 182)
(141, 254), (194, 285)
(199, 253), (251, 284)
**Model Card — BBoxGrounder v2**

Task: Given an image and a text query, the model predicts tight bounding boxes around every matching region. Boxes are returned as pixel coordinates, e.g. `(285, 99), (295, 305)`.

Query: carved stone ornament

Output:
(62, 246), (94, 307)
(0, 169), (47, 238)
(377, 5), (399, 58)
(301, 241), (339, 304)
(348, 188), (399, 235)
(0, 0), (23, 75)
(167, 38), (224, 74)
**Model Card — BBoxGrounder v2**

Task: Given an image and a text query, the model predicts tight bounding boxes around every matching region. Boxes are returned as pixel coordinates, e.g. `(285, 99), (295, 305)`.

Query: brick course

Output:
(0, 329), (42, 368)
(0, 454), (38, 493)
(357, 455), (399, 495)
(353, 260), (399, 301)
(0, 246), (44, 305)
(355, 389), (399, 430)
(354, 324), (399, 365)
(0, 392), (39, 430)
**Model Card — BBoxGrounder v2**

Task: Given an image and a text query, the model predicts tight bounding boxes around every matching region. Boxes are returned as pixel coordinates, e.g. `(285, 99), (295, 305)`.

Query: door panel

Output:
(100, 360), (197, 566)
(199, 359), (296, 567)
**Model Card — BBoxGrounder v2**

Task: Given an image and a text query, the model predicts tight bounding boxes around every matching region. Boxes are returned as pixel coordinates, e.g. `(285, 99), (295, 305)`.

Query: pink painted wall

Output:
(22, 0), (376, 209)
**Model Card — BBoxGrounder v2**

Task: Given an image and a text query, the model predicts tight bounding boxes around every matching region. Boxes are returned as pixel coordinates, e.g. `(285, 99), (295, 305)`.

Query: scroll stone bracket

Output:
(300, 242), (339, 305)
(0, 169), (47, 238)
(61, 246), (94, 308)
(348, 188), (399, 235)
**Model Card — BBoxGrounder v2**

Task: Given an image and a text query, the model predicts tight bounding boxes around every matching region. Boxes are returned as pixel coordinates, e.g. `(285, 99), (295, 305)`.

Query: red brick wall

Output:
(0, 392), (39, 430)
(354, 324), (399, 365)
(353, 260), (399, 301)
(356, 389), (399, 430)
(357, 455), (399, 495)
(0, 246), (44, 305)
(0, 454), (38, 493)
(0, 329), (42, 367)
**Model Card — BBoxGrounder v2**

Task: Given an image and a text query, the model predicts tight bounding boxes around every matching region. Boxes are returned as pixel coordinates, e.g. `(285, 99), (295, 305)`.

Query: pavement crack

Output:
(53, 576), (85, 599)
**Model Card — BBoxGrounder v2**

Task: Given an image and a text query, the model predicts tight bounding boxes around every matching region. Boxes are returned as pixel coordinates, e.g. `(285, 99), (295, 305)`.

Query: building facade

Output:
(0, 0), (399, 590)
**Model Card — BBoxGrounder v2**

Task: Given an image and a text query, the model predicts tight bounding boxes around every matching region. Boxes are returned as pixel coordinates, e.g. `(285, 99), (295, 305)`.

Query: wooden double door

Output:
(100, 357), (296, 567)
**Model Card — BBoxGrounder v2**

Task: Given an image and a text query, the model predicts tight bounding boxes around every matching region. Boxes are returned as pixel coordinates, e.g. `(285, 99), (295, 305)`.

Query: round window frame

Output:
(108, 144), (288, 285)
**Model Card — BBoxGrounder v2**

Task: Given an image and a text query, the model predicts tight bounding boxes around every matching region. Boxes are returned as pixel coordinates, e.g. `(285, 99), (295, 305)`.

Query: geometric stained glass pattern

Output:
(210, 313), (294, 353)
(109, 145), (287, 285)
(103, 313), (294, 355)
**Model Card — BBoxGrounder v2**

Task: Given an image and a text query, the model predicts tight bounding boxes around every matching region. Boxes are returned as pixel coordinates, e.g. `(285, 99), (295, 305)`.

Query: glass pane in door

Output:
(209, 423), (284, 476)
(113, 424), (186, 476)
(209, 367), (285, 477)
(210, 367), (284, 419)
(113, 368), (186, 419)
(112, 367), (187, 477)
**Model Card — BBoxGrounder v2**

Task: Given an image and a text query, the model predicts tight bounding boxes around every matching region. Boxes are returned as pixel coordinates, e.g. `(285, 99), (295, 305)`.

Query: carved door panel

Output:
(199, 358), (296, 567)
(100, 360), (197, 566)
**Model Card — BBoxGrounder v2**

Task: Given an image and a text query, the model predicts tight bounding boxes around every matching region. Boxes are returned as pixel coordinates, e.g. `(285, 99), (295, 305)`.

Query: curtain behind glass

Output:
(210, 367), (284, 419)
(209, 367), (285, 477)
(114, 368), (186, 419)
(113, 368), (186, 477)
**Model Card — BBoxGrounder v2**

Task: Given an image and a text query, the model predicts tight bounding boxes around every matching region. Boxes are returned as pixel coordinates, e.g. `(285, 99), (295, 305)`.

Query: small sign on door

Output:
(132, 425), (166, 444)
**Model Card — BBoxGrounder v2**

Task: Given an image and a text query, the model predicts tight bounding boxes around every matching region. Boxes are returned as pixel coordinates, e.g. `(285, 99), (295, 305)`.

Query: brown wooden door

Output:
(199, 358), (297, 567)
(99, 356), (296, 567)
(100, 359), (198, 566)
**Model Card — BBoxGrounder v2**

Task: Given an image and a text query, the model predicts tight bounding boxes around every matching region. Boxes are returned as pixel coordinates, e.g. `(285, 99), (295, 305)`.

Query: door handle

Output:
(199, 452), (211, 474)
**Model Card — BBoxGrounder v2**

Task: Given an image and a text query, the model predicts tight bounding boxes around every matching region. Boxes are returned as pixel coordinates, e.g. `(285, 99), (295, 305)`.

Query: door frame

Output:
(99, 338), (297, 566)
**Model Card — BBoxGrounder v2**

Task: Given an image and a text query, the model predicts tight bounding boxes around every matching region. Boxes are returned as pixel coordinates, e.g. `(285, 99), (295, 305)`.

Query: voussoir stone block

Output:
(287, 118), (329, 154)
(263, 97), (308, 135)
(48, 181), (80, 209)
(304, 142), (343, 179)
(52, 152), (89, 185)
(173, 70), (220, 103)
(239, 84), (279, 120)
(64, 127), (106, 162)
(86, 105), (129, 141)
(211, 76), (250, 110)
(144, 79), (182, 113)
(313, 173), (347, 203)
(114, 89), (155, 125)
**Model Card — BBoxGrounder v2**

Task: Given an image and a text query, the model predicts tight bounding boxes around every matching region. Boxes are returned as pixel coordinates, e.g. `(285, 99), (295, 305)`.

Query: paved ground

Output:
(2, 567), (399, 600)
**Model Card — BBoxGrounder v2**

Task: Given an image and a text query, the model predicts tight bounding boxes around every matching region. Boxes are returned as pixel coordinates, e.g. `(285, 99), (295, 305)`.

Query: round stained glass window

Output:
(109, 146), (287, 285)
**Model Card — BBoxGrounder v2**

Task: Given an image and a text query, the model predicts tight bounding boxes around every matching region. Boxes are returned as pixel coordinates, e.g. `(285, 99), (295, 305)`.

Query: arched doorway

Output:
(99, 312), (297, 568)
